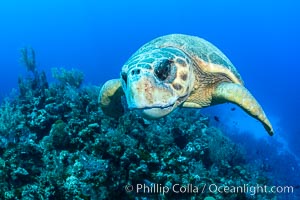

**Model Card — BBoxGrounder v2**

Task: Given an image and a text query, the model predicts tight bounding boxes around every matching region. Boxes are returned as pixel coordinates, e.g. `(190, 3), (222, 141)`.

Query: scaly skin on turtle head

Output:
(120, 47), (195, 119)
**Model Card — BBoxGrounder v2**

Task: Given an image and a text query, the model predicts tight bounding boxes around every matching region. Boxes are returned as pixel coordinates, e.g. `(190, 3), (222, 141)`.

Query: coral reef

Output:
(0, 51), (299, 199)
(20, 47), (36, 73)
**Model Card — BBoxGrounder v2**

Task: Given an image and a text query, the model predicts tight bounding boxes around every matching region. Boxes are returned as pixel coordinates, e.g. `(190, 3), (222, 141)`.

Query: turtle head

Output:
(121, 47), (195, 119)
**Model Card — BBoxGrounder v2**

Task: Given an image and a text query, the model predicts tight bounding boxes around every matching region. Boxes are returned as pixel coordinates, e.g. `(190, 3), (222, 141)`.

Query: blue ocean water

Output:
(0, 0), (299, 198)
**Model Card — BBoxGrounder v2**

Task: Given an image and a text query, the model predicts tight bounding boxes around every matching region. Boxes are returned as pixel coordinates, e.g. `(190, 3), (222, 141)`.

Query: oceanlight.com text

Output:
(125, 183), (294, 196)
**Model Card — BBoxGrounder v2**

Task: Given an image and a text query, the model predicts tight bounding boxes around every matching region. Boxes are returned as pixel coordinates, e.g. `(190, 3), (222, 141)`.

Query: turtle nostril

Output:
(131, 68), (141, 76)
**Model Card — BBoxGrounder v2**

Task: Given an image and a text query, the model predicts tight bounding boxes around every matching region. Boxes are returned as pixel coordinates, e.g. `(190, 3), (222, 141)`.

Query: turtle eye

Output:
(154, 59), (172, 81)
(121, 72), (127, 85)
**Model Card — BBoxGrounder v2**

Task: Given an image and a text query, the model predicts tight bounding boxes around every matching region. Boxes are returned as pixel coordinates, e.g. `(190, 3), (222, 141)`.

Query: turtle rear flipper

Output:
(212, 82), (274, 136)
(99, 79), (125, 118)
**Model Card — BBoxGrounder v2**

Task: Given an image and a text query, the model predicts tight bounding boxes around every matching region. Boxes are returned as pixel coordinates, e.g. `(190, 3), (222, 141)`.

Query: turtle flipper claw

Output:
(99, 79), (125, 118)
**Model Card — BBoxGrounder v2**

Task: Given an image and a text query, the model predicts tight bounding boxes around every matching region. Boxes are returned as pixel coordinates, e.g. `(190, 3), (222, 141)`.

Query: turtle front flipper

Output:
(99, 79), (125, 118)
(212, 82), (274, 136)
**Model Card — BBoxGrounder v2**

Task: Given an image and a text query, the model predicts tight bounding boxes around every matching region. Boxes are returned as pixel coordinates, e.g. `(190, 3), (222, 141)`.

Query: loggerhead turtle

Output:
(99, 34), (274, 136)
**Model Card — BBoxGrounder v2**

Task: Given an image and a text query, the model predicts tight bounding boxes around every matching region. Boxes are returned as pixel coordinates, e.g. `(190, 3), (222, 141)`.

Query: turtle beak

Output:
(124, 69), (177, 118)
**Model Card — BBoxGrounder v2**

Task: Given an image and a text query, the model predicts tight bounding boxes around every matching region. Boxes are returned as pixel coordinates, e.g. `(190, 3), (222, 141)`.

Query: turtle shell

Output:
(132, 34), (243, 85)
